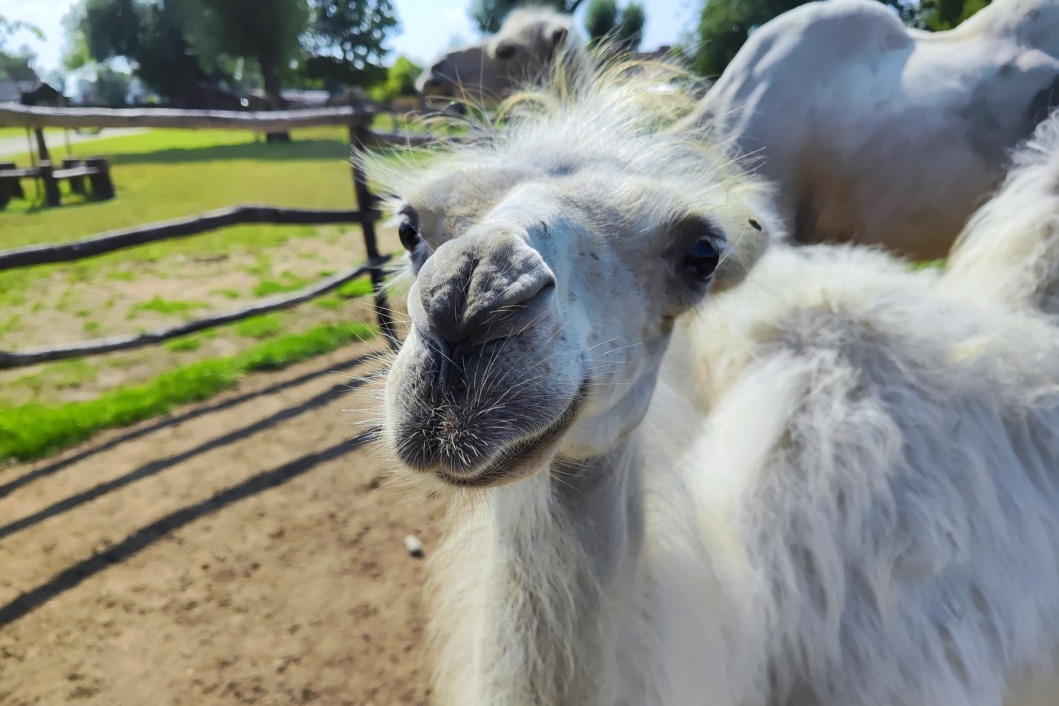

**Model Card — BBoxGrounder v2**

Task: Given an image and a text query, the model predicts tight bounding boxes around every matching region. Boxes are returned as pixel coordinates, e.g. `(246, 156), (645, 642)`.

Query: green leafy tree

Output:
(584, 0), (618, 44)
(369, 55), (422, 102)
(63, 0), (212, 100)
(94, 63), (132, 106)
(583, 0), (644, 51)
(469, 0), (584, 34)
(615, 2), (644, 50)
(183, 0), (309, 107)
(914, 0), (990, 29)
(303, 0), (399, 88)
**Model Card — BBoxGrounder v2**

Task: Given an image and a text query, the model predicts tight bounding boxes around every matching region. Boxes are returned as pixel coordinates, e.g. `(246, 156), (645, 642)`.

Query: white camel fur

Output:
(415, 8), (585, 103)
(688, 0), (1059, 260)
(375, 61), (1059, 705)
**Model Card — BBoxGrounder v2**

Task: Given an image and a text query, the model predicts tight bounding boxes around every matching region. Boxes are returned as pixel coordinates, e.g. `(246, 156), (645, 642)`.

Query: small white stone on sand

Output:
(403, 534), (424, 558)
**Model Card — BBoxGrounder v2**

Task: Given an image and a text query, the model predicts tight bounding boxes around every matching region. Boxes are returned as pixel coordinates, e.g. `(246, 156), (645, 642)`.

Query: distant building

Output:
(0, 80), (63, 106)
(246, 88), (332, 109)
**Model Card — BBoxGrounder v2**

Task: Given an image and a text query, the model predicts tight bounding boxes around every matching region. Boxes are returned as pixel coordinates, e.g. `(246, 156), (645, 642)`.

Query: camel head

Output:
(381, 65), (781, 488)
(416, 9), (583, 104)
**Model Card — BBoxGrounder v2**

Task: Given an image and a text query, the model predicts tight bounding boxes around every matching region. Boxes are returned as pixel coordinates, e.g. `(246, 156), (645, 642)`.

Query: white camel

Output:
(688, 0), (1059, 260)
(944, 114), (1059, 315)
(415, 8), (585, 103)
(375, 62), (1059, 705)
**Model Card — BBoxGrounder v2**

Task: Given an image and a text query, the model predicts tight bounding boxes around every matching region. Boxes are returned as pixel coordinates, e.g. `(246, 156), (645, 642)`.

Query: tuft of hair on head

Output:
(366, 52), (778, 293)
(368, 52), (741, 191)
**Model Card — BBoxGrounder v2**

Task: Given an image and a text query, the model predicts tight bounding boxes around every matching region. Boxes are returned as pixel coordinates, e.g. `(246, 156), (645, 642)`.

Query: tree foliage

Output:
(688, 0), (990, 78)
(62, 0), (400, 106)
(584, 0), (618, 43)
(469, 0), (584, 34)
(302, 0), (398, 88)
(615, 2), (644, 50)
(0, 49), (37, 82)
(369, 55), (422, 102)
(913, 0), (990, 29)
(63, 0), (212, 99)
(0, 14), (43, 83)
(93, 63), (132, 106)
(183, 0), (310, 103)
(584, 0), (644, 50)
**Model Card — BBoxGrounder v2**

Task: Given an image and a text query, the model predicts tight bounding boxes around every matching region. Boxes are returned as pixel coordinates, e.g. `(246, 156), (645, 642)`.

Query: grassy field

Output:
(0, 126), (408, 461)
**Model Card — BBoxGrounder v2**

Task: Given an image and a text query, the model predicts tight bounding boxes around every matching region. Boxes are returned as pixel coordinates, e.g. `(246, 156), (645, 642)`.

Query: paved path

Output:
(0, 128), (148, 158)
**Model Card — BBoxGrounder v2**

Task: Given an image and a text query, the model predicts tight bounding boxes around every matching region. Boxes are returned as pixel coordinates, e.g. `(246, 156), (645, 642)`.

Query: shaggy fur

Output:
(945, 111), (1059, 314)
(376, 62), (1059, 706)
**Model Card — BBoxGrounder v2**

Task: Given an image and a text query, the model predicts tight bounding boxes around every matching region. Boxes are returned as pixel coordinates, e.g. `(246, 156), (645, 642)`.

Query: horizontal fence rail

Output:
(0, 258), (391, 369)
(0, 206), (377, 270)
(0, 104), (374, 131)
(0, 105), (411, 368)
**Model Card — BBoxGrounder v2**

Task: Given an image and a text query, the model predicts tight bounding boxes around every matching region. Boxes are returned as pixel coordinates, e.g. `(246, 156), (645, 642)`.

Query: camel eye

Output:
(681, 237), (721, 284)
(399, 214), (420, 252)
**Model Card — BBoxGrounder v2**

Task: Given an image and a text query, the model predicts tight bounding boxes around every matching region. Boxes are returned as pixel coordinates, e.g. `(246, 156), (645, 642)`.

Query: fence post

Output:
(349, 120), (398, 349)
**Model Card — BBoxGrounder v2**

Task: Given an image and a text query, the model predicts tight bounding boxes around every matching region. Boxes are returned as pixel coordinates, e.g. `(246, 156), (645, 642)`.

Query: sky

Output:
(0, 0), (701, 76)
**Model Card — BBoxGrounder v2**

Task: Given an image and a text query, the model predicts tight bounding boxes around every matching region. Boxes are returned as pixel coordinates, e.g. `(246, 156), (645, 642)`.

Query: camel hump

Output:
(730, 0), (913, 71)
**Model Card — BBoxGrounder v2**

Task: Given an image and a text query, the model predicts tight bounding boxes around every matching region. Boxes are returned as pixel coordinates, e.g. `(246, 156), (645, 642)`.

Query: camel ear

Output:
(550, 25), (569, 48)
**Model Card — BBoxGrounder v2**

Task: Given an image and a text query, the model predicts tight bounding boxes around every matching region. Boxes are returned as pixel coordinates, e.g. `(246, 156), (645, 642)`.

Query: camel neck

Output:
(481, 434), (645, 705)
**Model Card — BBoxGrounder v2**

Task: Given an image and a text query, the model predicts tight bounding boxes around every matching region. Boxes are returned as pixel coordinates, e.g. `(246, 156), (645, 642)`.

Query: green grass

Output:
(252, 276), (310, 297)
(128, 296), (208, 319)
(13, 358), (98, 396)
(0, 321), (376, 462)
(0, 127), (357, 255)
(163, 335), (203, 352)
(911, 259), (946, 271)
(313, 295), (344, 310)
(234, 313), (284, 339)
(336, 279), (374, 299)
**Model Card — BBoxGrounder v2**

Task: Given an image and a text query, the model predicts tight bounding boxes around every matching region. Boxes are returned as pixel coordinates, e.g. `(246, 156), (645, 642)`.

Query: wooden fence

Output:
(0, 103), (428, 370)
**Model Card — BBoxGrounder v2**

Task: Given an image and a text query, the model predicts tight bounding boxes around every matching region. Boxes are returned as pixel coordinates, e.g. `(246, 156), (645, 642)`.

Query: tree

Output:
(93, 63), (132, 106)
(583, 0), (644, 51)
(913, 0), (990, 29)
(303, 0), (399, 89)
(584, 0), (645, 51)
(183, 0), (309, 108)
(0, 15), (43, 83)
(63, 0), (213, 100)
(584, 0), (618, 45)
(369, 55), (422, 102)
(469, 0), (584, 34)
(615, 2), (644, 50)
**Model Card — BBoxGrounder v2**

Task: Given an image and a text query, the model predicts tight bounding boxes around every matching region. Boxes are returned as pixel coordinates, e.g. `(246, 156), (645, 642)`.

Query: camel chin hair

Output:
(374, 56), (1059, 706)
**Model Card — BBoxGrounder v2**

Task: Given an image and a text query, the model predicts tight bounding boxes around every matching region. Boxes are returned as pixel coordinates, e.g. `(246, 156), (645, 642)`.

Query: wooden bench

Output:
(0, 157), (115, 209)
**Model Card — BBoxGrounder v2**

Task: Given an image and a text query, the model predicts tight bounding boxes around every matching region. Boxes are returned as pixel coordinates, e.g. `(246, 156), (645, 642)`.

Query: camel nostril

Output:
(415, 227), (557, 348)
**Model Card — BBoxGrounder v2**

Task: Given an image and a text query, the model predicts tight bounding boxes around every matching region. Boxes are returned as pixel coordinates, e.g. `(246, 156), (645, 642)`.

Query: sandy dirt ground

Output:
(0, 340), (443, 705)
